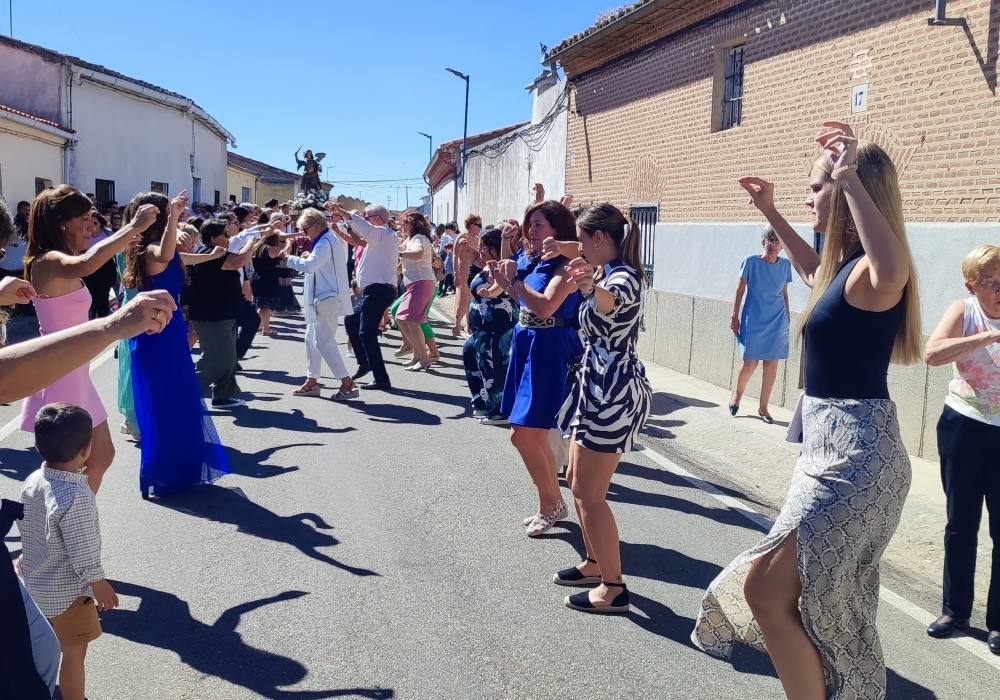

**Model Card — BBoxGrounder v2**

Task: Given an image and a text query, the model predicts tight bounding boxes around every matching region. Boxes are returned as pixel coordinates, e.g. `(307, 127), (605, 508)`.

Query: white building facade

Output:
(0, 36), (232, 209)
(456, 73), (568, 225)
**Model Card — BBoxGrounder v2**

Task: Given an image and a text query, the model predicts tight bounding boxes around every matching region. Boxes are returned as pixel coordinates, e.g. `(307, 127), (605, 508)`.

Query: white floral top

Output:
(946, 296), (1000, 426)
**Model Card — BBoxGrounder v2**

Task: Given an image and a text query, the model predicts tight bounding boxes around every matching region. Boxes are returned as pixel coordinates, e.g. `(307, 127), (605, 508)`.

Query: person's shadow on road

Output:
(224, 442), (324, 479)
(102, 582), (394, 699)
(157, 485), (378, 577)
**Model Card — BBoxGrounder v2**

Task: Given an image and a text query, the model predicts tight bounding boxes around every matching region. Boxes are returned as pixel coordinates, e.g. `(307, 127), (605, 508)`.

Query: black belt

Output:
(518, 309), (574, 329)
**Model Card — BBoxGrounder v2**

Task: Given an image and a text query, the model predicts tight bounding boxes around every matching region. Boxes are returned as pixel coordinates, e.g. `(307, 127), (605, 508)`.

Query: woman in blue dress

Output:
(729, 226), (793, 423)
(494, 201), (583, 537)
(121, 191), (230, 498)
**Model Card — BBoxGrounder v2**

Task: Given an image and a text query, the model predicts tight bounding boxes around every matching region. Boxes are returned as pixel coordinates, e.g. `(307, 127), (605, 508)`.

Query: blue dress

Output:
(737, 254), (793, 360)
(129, 255), (229, 498)
(500, 256), (583, 429)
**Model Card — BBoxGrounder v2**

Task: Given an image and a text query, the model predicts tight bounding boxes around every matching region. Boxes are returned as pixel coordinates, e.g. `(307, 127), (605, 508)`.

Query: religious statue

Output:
(294, 147), (326, 193)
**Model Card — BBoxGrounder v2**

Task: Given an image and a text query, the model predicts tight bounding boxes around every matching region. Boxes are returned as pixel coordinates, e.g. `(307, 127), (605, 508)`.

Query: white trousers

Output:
(305, 297), (348, 381)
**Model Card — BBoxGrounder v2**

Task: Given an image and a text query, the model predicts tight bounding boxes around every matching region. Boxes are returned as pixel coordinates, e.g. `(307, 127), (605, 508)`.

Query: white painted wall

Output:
(652, 221), (999, 334)
(193, 121), (227, 204)
(69, 79), (226, 205)
(0, 122), (64, 209)
(431, 179), (455, 224)
(457, 77), (567, 226)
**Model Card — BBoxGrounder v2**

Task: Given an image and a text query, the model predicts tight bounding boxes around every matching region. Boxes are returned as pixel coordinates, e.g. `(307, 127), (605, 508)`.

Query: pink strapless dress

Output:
(20, 284), (108, 431)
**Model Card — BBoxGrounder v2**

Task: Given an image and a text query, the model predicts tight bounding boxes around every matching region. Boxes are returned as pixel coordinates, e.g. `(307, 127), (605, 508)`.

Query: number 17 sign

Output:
(852, 83), (869, 113)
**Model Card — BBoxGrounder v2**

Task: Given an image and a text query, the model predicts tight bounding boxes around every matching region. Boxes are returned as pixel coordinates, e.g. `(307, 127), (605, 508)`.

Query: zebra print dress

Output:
(559, 261), (652, 453)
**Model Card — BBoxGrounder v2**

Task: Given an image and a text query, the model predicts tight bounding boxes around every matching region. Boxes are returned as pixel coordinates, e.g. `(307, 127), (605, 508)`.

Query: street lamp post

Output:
(418, 131), (433, 215)
(445, 68), (469, 187)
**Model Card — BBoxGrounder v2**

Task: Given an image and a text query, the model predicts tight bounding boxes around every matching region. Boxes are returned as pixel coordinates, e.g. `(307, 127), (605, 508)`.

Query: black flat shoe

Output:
(758, 412), (774, 424)
(360, 381), (392, 391)
(564, 581), (630, 614)
(927, 614), (968, 638)
(989, 631), (1000, 655)
(553, 558), (601, 587)
(728, 402), (739, 416)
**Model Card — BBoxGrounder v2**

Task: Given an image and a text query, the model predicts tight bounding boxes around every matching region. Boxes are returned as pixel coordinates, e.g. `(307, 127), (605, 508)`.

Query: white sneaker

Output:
(472, 409), (487, 418)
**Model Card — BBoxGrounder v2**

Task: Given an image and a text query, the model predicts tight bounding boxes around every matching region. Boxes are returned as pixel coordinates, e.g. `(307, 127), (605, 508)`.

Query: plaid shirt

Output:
(18, 465), (104, 618)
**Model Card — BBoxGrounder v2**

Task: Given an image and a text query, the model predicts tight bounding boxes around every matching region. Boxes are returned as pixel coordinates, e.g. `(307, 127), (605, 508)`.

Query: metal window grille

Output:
(629, 205), (658, 280)
(214, 190), (221, 206)
(150, 181), (169, 196)
(95, 179), (115, 209)
(722, 45), (744, 130)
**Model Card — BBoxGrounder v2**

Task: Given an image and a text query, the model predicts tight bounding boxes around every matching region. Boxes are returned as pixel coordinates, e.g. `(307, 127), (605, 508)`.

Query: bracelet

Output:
(831, 163), (858, 180)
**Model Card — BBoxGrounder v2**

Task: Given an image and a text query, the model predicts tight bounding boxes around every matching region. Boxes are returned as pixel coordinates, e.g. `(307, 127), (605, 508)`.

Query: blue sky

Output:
(7, 0), (620, 205)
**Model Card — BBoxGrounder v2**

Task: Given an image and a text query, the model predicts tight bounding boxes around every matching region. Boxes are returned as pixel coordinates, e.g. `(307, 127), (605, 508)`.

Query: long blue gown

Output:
(129, 254), (229, 497)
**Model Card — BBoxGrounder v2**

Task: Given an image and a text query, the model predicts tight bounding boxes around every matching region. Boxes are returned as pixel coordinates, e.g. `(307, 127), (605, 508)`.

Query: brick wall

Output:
(563, 0), (1000, 224)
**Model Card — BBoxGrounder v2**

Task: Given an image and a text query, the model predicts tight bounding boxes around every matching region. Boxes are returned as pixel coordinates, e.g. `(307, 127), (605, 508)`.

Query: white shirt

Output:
(400, 234), (435, 285)
(438, 233), (455, 257)
(18, 466), (104, 618)
(285, 230), (350, 322)
(347, 212), (399, 288)
(228, 227), (261, 282)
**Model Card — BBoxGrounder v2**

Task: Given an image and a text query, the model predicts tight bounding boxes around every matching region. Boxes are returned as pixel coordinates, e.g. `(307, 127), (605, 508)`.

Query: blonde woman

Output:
(694, 121), (922, 700)
(924, 245), (1000, 654)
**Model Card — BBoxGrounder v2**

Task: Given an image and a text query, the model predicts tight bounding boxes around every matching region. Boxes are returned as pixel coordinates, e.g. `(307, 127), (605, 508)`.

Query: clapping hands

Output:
(488, 259), (518, 290)
(564, 257), (596, 295)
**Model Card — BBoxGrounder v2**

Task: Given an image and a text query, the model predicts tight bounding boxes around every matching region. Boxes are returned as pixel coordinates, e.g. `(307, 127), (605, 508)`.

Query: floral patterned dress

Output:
(463, 270), (517, 417)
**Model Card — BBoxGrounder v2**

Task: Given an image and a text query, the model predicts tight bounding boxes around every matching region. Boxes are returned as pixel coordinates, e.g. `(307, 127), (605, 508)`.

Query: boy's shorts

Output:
(47, 596), (102, 645)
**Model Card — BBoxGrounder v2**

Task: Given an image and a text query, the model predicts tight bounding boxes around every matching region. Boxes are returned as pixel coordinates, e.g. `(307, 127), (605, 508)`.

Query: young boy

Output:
(18, 403), (118, 700)
(440, 243), (456, 296)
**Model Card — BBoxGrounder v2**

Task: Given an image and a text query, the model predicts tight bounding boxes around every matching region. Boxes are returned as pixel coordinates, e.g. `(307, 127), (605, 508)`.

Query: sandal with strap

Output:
(564, 581), (630, 614)
(526, 500), (568, 537)
(553, 557), (601, 587)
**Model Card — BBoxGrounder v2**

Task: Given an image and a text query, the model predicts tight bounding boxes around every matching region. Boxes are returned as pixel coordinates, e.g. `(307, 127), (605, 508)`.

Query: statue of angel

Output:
(294, 146), (326, 193)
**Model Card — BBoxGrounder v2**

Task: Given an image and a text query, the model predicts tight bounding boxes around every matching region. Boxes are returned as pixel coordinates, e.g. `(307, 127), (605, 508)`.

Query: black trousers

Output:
(234, 298), (261, 360)
(344, 283), (396, 385)
(938, 404), (1000, 629)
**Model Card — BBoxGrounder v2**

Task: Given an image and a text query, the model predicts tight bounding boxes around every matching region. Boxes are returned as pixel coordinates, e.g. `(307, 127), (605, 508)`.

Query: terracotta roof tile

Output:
(0, 103), (73, 133)
(545, 1), (654, 60)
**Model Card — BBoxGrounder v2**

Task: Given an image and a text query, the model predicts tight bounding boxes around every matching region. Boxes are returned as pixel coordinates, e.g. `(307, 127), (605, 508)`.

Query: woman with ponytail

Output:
(20, 185), (157, 493)
(551, 203), (651, 614)
(694, 121), (921, 699)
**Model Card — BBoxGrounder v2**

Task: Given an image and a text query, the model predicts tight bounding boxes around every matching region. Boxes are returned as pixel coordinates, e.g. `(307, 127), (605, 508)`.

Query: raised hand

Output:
(492, 259), (517, 289)
(0, 277), (36, 305)
(564, 256), (595, 295)
(817, 120), (858, 171)
(110, 290), (177, 338)
(560, 193), (574, 208)
(210, 246), (228, 259)
(169, 189), (189, 218)
(738, 176), (776, 214)
(533, 182), (545, 203)
(131, 203), (161, 233)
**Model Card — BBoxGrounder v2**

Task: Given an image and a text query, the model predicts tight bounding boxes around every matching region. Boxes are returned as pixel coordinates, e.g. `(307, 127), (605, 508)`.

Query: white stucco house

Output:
(0, 35), (233, 210)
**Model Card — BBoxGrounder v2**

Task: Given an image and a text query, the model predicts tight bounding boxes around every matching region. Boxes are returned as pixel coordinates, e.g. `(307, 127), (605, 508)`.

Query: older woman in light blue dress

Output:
(728, 226), (792, 423)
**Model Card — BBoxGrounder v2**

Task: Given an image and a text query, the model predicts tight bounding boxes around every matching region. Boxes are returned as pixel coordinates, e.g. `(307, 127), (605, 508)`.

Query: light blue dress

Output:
(737, 255), (792, 360)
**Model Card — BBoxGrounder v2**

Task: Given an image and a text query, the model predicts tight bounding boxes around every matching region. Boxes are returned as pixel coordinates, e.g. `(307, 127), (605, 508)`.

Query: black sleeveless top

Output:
(804, 249), (905, 400)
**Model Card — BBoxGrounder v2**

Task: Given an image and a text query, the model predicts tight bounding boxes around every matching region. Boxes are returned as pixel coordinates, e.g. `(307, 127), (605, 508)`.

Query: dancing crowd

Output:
(2, 118), (1000, 700)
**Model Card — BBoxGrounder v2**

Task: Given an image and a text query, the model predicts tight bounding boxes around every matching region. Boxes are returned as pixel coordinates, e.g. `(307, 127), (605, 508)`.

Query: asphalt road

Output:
(2, 313), (997, 699)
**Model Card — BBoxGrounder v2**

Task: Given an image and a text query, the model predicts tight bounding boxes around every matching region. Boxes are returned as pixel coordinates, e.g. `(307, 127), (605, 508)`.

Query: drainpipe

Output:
(927, 0), (950, 24)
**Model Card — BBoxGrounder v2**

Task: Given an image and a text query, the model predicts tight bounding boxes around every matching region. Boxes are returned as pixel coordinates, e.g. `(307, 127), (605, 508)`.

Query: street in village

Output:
(2, 308), (997, 699)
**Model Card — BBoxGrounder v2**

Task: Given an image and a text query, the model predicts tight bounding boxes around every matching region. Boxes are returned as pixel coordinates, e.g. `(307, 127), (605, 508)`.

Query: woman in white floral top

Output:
(925, 244), (1000, 655)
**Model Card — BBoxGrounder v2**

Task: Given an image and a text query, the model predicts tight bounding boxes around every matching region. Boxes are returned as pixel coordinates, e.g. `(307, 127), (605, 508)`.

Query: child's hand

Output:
(90, 579), (119, 611)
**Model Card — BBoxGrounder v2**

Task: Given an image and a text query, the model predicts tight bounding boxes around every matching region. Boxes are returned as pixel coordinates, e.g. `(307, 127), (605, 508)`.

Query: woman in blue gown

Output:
(495, 201), (583, 537)
(728, 226), (793, 423)
(121, 191), (230, 498)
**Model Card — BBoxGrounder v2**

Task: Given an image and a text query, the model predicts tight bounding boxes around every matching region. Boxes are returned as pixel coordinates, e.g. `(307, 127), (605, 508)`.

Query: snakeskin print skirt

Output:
(692, 396), (911, 700)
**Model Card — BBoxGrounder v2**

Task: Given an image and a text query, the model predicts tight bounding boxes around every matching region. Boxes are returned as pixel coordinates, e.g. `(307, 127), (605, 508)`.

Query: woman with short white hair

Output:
(286, 208), (358, 400)
(925, 244), (1000, 654)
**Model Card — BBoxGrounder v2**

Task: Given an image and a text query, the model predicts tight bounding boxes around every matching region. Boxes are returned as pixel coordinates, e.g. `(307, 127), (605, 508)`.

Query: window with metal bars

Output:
(721, 44), (744, 130)
(95, 179), (115, 210)
(629, 205), (658, 281)
(150, 181), (169, 196)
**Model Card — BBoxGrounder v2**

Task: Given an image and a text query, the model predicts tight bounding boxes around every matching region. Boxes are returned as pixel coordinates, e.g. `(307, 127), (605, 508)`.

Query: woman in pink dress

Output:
(20, 185), (158, 493)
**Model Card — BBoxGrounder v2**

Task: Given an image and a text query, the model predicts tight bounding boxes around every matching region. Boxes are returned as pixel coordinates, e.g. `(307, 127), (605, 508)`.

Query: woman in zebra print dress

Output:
(554, 203), (652, 614)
